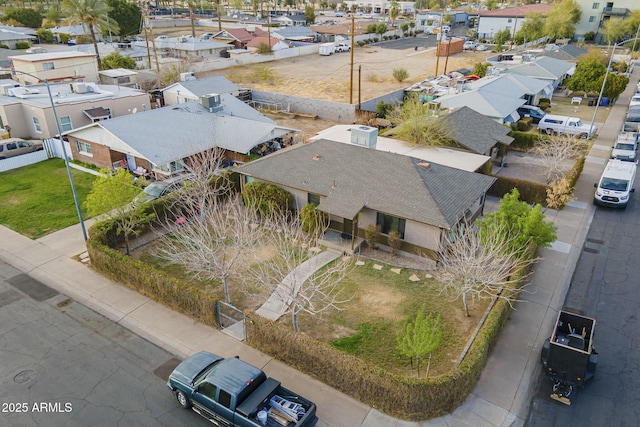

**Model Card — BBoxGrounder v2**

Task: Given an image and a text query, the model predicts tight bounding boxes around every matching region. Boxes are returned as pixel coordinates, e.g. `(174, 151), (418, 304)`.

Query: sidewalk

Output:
(0, 70), (636, 426)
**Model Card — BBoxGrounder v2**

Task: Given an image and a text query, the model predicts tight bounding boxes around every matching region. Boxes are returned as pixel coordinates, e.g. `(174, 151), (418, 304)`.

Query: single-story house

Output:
(0, 82), (150, 139)
(273, 13), (307, 27)
(98, 68), (140, 89)
(236, 138), (496, 259)
(469, 72), (553, 105)
(435, 90), (526, 124)
(526, 44), (587, 62)
(271, 26), (319, 43)
(160, 75), (251, 106)
(72, 42), (150, 69)
(246, 37), (290, 52)
(64, 93), (299, 178)
(0, 25), (37, 49)
(477, 3), (553, 40)
(211, 29), (254, 49)
(489, 56), (575, 90)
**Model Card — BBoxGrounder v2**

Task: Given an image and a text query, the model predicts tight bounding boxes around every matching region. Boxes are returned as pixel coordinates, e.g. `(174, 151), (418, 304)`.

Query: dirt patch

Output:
(358, 284), (405, 321)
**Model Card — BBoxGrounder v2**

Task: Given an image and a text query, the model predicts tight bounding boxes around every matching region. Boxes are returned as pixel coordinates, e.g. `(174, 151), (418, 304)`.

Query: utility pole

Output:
(434, 8), (445, 76)
(349, 14), (355, 104)
(143, 2), (161, 74)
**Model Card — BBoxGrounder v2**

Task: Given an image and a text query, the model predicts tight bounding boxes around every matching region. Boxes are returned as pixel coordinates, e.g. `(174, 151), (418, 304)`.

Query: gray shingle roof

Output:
(238, 139), (495, 229)
(446, 107), (514, 154)
(437, 90), (526, 120)
(163, 76), (241, 97)
(506, 56), (575, 80)
(72, 94), (296, 165)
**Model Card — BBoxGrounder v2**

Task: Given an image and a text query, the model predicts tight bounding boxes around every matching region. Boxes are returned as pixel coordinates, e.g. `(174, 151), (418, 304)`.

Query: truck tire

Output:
(545, 128), (553, 135)
(176, 390), (191, 409)
(579, 133), (589, 139)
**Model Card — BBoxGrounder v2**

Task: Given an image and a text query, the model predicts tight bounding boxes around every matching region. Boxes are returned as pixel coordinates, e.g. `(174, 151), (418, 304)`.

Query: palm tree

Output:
(389, 0), (399, 28)
(62, 0), (119, 71)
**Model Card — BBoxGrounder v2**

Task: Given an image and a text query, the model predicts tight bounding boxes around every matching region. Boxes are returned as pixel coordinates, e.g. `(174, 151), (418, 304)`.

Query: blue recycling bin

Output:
(600, 97), (609, 107)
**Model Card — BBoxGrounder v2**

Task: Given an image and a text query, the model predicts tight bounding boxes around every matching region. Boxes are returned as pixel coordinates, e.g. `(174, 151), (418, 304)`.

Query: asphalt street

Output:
(0, 259), (209, 427)
(525, 160), (640, 425)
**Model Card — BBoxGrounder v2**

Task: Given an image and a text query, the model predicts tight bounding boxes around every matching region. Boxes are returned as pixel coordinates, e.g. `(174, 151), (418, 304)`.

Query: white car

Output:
(630, 94), (640, 107)
(463, 41), (477, 50)
(335, 42), (351, 52)
(363, 14), (372, 19)
(476, 44), (487, 51)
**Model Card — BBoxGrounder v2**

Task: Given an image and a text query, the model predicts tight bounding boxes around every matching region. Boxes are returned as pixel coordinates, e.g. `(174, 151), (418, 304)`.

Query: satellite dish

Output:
(132, 107), (137, 114)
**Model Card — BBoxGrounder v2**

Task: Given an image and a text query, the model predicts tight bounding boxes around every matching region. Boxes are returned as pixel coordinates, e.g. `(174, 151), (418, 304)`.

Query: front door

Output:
(343, 218), (353, 237)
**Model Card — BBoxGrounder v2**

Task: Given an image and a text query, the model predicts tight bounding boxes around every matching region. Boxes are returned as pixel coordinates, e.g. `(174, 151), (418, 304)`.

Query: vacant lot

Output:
(0, 160), (97, 238)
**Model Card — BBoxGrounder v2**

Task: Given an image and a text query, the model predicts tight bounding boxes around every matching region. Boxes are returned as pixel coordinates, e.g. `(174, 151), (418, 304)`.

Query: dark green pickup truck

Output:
(167, 352), (318, 427)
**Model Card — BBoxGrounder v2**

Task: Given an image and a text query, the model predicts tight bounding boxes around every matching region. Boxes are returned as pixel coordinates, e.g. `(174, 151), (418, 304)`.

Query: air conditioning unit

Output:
(350, 126), (378, 149)
(201, 94), (223, 112)
(71, 82), (88, 93)
(0, 83), (19, 96)
(180, 72), (196, 81)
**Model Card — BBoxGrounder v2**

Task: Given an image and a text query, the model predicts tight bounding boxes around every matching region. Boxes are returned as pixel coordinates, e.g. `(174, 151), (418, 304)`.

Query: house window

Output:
(308, 193), (320, 206)
(74, 140), (93, 155)
(507, 18), (512, 23)
(589, 16), (596, 22)
(60, 116), (72, 132)
(376, 213), (405, 239)
(32, 117), (41, 133)
(155, 160), (184, 174)
(592, 2), (599, 9)
(42, 62), (54, 71)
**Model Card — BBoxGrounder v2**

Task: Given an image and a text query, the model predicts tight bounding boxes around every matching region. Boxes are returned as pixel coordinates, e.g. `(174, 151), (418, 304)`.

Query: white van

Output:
(594, 159), (637, 208)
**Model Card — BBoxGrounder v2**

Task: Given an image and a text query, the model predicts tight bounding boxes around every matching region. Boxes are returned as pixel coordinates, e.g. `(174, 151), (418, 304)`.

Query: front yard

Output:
(0, 159), (97, 238)
(132, 236), (490, 378)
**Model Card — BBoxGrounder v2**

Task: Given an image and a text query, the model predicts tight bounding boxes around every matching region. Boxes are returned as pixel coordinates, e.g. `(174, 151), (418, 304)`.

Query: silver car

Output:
(0, 139), (43, 160)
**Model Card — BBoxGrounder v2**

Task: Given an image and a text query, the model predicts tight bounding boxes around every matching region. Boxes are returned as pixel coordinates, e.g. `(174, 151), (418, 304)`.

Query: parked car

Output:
(537, 114), (597, 139)
(0, 139), (43, 160)
(594, 159), (637, 208)
(630, 94), (640, 107)
(463, 41), (477, 50)
(517, 105), (546, 124)
(363, 14), (372, 19)
(476, 44), (487, 51)
(335, 42), (351, 52)
(611, 132), (639, 161)
(335, 12), (343, 17)
(132, 174), (193, 206)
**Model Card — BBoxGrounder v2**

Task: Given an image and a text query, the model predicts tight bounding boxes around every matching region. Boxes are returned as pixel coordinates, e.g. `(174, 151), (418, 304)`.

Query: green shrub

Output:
(0, 44), (8, 49)
(388, 231), (402, 255)
(59, 33), (70, 44)
(538, 101), (551, 111)
(37, 28), (54, 43)
(392, 68), (409, 82)
(15, 41), (30, 49)
(516, 117), (533, 132)
(365, 224), (380, 249)
(508, 130), (548, 151)
(242, 181), (291, 217)
(539, 98), (550, 104)
(487, 176), (549, 205)
(299, 203), (326, 235)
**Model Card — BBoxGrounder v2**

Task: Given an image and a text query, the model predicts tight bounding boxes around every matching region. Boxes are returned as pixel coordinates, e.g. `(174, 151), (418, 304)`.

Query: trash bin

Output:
(600, 97), (609, 107)
(588, 98), (594, 106)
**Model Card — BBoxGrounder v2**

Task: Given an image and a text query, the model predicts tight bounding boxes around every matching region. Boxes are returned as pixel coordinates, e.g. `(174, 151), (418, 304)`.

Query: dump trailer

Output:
(541, 310), (598, 405)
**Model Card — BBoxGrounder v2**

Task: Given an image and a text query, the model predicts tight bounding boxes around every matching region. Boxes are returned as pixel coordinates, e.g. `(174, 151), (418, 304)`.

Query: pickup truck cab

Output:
(168, 352), (318, 427)
(335, 42), (351, 52)
(611, 132), (638, 161)
(537, 114), (596, 139)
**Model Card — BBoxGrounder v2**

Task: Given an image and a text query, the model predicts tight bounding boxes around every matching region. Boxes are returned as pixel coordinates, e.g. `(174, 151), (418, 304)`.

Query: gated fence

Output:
(216, 301), (246, 341)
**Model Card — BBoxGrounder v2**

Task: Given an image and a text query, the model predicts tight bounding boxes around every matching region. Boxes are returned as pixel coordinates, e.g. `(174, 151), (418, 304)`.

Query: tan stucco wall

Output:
(13, 56), (99, 85)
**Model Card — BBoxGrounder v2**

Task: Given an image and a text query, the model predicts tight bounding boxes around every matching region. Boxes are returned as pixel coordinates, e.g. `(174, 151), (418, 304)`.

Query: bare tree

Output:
(437, 224), (539, 317)
(157, 194), (263, 304)
(246, 217), (353, 332)
(532, 135), (587, 184)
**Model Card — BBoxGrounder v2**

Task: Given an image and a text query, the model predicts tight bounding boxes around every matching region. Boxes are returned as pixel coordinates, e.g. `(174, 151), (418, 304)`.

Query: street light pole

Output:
(588, 37), (640, 140)
(3, 69), (88, 241)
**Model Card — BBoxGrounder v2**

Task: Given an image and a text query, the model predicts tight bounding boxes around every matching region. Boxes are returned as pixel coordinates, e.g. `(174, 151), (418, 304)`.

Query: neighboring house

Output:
(0, 26), (37, 49)
(271, 26), (319, 43)
(236, 138), (495, 259)
(9, 51), (98, 84)
(246, 37), (290, 52)
(444, 107), (514, 159)
(531, 44), (587, 62)
(141, 36), (231, 59)
(574, 0), (634, 40)
(211, 29), (254, 49)
(477, 3), (553, 40)
(64, 94), (299, 178)
(272, 13), (307, 27)
(415, 10), (468, 32)
(0, 48), (26, 69)
(341, 1), (416, 15)
(98, 68), (140, 89)
(161, 75), (250, 106)
(490, 56), (575, 90)
(435, 90), (525, 124)
(72, 42), (150, 69)
(49, 24), (103, 41)
(469, 72), (553, 105)
(0, 82), (150, 139)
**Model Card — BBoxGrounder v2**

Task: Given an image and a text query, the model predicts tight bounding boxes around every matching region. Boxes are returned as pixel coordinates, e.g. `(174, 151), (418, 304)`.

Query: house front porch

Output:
(319, 229), (365, 255)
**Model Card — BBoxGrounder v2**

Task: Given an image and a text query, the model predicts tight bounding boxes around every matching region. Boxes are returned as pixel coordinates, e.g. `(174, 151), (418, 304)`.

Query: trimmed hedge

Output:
(488, 176), (549, 205)
(508, 130), (549, 151)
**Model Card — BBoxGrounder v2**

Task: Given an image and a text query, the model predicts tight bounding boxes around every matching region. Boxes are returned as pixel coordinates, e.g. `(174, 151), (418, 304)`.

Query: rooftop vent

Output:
(418, 161), (430, 170)
(312, 154), (321, 161)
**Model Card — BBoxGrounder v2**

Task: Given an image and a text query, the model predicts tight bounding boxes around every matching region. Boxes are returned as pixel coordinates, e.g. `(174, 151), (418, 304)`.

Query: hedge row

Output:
(488, 176), (549, 205)
(508, 130), (550, 151)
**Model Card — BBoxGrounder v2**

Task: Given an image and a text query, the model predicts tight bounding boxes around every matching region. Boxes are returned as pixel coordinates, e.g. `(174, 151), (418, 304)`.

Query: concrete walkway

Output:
(256, 250), (341, 320)
(0, 67), (637, 426)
